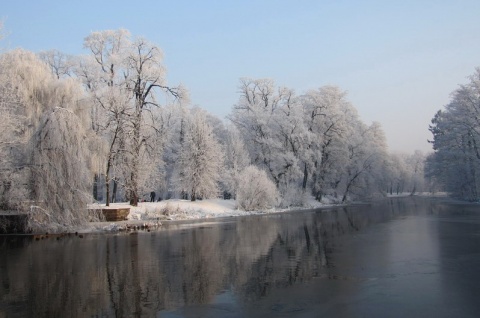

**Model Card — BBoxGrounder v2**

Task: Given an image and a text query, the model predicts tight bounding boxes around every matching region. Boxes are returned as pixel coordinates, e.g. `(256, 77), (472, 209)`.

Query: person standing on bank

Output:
(150, 191), (156, 202)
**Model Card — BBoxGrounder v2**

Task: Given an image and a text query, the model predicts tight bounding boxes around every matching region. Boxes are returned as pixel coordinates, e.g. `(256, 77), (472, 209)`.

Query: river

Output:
(1, 197), (480, 317)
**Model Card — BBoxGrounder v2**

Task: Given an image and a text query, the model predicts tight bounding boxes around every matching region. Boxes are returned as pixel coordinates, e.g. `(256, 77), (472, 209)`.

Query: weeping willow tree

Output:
(0, 49), (59, 212)
(29, 107), (94, 232)
(0, 48), (98, 231)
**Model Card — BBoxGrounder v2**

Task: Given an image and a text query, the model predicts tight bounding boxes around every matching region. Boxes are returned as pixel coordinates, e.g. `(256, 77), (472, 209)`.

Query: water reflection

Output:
(1, 197), (478, 317)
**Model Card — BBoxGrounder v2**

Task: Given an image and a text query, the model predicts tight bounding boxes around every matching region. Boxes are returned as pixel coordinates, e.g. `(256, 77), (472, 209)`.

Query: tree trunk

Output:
(129, 170), (138, 206)
(93, 174), (99, 201)
(342, 170), (363, 203)
(302, 162), (308, 190)
(105, 154), (114, 206)
(112, 179), (117, 203)
(129, 98), (143, 207)
(106, 177), (111, 206)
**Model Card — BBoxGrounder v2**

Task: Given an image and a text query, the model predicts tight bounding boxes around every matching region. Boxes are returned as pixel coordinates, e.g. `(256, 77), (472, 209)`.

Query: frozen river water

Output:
(1, 197), (480, 317)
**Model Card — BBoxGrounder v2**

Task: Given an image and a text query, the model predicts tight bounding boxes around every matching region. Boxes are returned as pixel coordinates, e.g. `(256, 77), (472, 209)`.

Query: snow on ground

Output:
(128, 199), (242, 221)
(87, 199), (260, 233)
(386, 192), (448, 198)
(86, 196), (336, 233)
(124, 196), (335, 221)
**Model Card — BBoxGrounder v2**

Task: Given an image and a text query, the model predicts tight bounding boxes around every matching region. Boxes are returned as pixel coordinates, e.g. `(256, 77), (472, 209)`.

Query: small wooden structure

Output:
(101, 207), (130, 221)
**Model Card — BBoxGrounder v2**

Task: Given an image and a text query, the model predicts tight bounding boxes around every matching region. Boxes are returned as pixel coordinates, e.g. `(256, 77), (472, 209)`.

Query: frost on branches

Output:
(30, 107), (94, 232)
(236, 165), (279, 211)
(427, 67), (480, 201)
(174, 111), (224, 201)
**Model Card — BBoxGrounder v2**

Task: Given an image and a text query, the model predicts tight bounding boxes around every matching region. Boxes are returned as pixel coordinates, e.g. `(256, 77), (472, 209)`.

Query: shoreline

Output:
(1, 194), (453, 236)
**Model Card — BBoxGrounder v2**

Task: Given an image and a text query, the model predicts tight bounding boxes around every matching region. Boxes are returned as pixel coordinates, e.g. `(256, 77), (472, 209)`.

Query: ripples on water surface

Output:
(1, 197), (480, 317)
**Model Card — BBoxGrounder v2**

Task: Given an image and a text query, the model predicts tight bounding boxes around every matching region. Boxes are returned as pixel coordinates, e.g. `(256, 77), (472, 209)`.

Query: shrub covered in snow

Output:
(236, 165), (278, 211)
(280, 187), (308, 208)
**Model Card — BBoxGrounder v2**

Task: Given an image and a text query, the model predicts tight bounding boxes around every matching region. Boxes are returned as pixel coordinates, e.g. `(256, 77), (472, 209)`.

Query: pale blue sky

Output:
(2, 0), (480, 153)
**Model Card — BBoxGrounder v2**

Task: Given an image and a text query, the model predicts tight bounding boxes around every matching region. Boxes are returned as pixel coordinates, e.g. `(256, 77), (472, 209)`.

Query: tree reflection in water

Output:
(0, 197), (434, 317)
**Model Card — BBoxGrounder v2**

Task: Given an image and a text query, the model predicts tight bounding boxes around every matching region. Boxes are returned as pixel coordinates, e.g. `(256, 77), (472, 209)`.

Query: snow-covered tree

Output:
(300, 86), (352, 201)
(80, 29), (129, 203)
(385, 153), (408, 195)
(0, 85), (27, 210)
(339, 121), (388, 202)
(230, 80), (393, 204)
(30, 107), (93, 231)
(229, 78), (304, 203)
(155, 103), (187, 199)
(428, 67), (480, 200)
(223, 125), (250, 198)
(38, 49), (74, 79)
(79, 30), (133, 204)
(236, 165), (278, 211)
(405, 150), (426, 195)
(0, 47), (98, 231)
(174, 110), (224, 201)
(80, 29), (185, 205)
(0, 48), (73, 211)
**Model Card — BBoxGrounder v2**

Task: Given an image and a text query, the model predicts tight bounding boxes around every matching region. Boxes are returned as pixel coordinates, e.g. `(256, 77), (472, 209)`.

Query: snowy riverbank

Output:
(84, 193), (444, 233)
(86, 197), (332, 233)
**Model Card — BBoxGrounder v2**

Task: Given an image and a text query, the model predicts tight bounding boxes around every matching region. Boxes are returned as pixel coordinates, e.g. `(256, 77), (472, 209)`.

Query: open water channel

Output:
(1, 197), (480, 317)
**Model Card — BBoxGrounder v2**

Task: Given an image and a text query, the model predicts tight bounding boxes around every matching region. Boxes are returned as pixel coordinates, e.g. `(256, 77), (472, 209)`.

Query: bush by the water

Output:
(236, 165), (278, 211)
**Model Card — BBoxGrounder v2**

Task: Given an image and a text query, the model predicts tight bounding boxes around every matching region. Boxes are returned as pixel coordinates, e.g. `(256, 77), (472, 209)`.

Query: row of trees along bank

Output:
(0, 28), (428, 232)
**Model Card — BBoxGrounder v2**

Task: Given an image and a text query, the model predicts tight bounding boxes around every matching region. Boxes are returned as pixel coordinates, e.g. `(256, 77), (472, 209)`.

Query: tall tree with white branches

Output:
(81, 29), (185, 205)
(174, 110), (224, 201)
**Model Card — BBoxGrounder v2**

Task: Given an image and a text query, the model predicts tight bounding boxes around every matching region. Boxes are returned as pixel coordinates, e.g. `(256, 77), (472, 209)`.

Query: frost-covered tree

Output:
(38, 49), (74, 79)
(299, 87), (390, 203)
(0, 48), (76, 210)
(424, 152), (443, 194)
(157, 104), (188, 199)
(385, 153), (408, 195)
(229, 78), (304, 204)
(79, 29), (132, 204)
(80, 29), (130, 203)
(30, 107), (93, 231)
(230, 80), (392, 204)
(385, 151), (426, 196)
(339, 121), (388, 202)
(0, 46), (98, 231)
(300, 86), (352, 201)
(174, 110), (224, 201)
(428, 67), (480, 200)
(236, 165), (278, 211)
(272, 89), (309, 205)
(80, 29), (185, 205)
(405, 150), (426, 195)
(123, 36), (186, 205)
(223, 125), (250, 198)
(0, 77), (27, 210)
